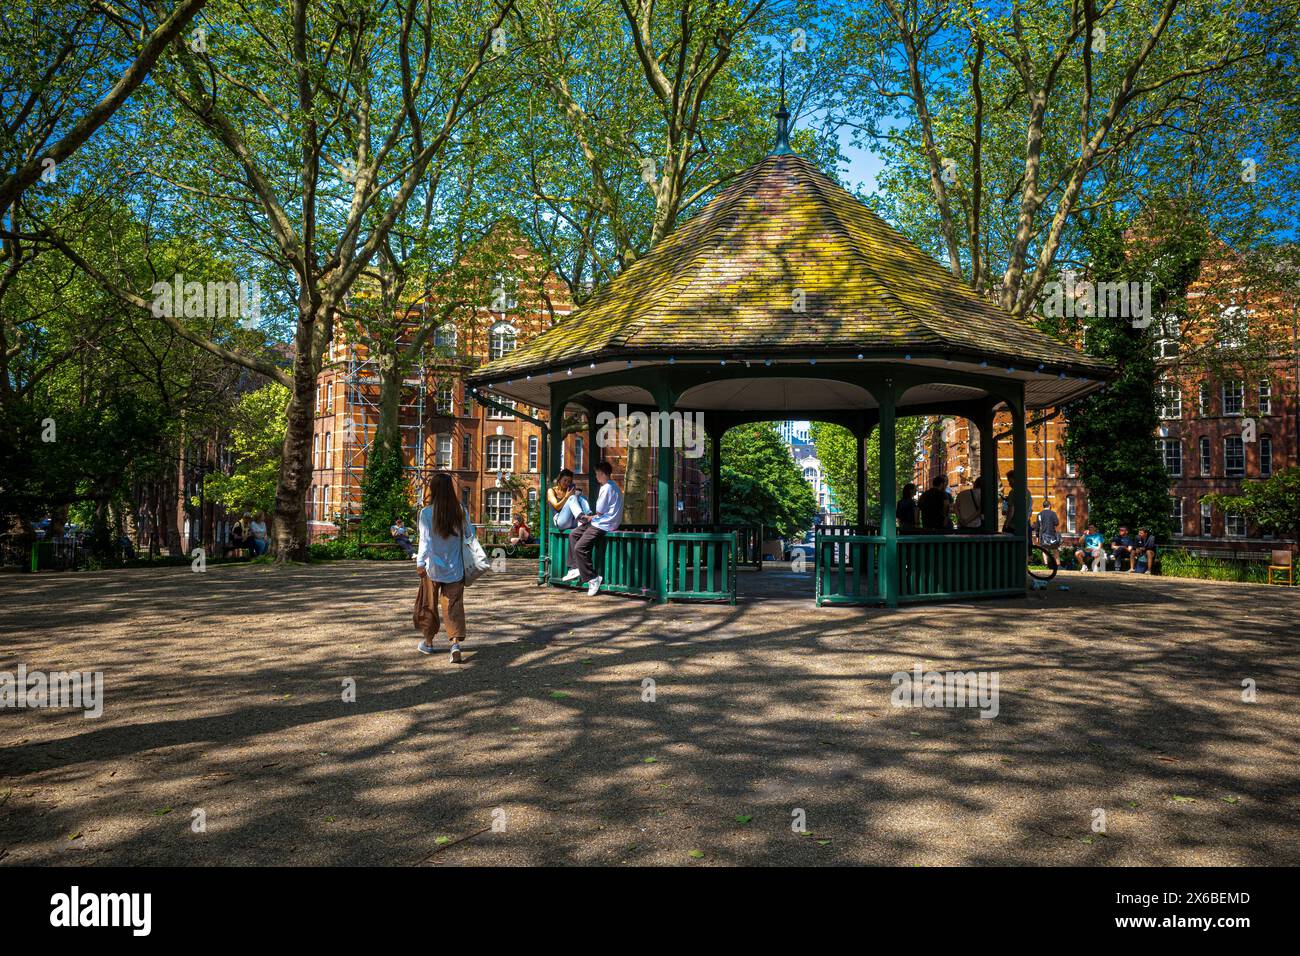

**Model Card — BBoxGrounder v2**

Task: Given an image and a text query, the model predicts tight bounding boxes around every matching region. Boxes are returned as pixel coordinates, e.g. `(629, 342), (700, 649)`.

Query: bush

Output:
(1157, 548), (1268, 584)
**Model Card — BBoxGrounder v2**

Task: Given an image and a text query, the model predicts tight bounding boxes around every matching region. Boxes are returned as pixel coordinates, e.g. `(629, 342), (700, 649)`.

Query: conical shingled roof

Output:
(470, 152), (1110, 386)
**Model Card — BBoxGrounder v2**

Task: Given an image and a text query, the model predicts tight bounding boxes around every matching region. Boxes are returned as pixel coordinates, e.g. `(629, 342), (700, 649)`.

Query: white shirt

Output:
(248, 520), (267, 540)
(590, 480), (623, 532)
(414, 505), (474, 583)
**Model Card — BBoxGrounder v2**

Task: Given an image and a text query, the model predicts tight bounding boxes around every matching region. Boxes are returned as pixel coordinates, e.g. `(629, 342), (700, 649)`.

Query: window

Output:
(1258, 378), (1272, 415)
(436, 382), (454, 415)
(1222, 381), (1244, 416)
(485, 489), (513, 524)
(1156, 380), (1181, 419)
(322, 485), (330, 519)
(1199, 436), (1211, 476)
(1169, 497), (1183, 536)
(1224, 435), (1245, 478)
(1216, 304), (1249, 349)
(487, 436), (514, 471)
(489, 322), (517, 360)
(1064, 460), (1077, 478)
(488, 398), (516, 420)
(528, 435), (539, 472)
(1260, 435), (1273, 477)
(1153, 313), (1181, 358)
(461, 432), (472, 469)
(461, 486), (471, 516)
(1158, 438), (1182, 477)
(436, 434), (452, 469)
(314, 433), (321, 469)
(1226, 512), (1247, 537)
(1197, 381), (1208, 416)
(316, 384), (322, 413)
(462, 386), (472, 417)
(1066, 496), (1077, 533)
(574, 437), (585, 474)
(1200, 501), (1213, 536)
(434, 323), (456, 350)
(311, 485), (318, 521)
(327, 381), (334, 411)
(324, 432), (333, 469)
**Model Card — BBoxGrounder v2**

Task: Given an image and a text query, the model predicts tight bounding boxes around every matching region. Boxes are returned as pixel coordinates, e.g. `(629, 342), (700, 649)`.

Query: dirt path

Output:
(1, 561), (1297, 865)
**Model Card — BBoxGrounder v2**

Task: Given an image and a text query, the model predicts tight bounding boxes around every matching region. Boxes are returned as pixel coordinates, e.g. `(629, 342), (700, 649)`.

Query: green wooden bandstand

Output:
(468, 119), (1110, 608)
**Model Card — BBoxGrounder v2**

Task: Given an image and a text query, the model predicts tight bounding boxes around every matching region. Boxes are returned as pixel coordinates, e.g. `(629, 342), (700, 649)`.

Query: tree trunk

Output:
(374, 347), (403, 461)
(272, 306), (328, 561)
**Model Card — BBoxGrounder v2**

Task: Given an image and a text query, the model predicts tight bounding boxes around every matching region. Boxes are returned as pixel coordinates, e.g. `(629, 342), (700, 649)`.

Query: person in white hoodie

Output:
(561, 460), (623, 596)
(415, 473), (475, 663)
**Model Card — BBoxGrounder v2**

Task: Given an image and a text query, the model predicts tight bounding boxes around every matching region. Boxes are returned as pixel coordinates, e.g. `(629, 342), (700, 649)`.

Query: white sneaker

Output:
(561, 569), (581, 582)
(449, 642), (462, 663)
(586, 576), (602, 596)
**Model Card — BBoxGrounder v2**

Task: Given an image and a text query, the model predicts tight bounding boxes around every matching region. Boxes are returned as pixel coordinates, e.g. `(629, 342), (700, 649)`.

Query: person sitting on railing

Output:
(547, 469), (590, 530)
(897, 482), (919, 530)
(954, 476), (983, 531)
(1073, 524), (1106, 572)
(918, 474), (952, 531)
(561, 460), (623, 596)
(1132, 526), (1156, 574)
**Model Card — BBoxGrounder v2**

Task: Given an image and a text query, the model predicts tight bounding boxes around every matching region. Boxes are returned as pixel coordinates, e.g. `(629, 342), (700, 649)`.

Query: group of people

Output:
(227, 511), (269, 557)
(898, 474), (995, 532)
(547, 463), (624, 596)
(1071, 524), (1158, 573)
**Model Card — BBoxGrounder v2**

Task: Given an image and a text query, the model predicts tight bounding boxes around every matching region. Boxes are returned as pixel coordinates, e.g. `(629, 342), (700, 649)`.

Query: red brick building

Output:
(919, 248), (1299, 554)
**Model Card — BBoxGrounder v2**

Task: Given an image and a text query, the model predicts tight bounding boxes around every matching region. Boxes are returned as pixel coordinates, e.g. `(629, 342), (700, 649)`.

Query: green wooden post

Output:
(708, 419), (722, 530)
(583, 398), (599, 502)
(1011, 388), (1029, 549)
(978, 404), (999, 533)
(878, 381), (898, 608)
(855, 427), (867, 531)
(653, 384), (674, 602)
(546, 387), (567, 583)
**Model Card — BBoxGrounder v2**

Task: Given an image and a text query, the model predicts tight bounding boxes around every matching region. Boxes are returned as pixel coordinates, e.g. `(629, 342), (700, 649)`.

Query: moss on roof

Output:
(471, 153), (1110, 382)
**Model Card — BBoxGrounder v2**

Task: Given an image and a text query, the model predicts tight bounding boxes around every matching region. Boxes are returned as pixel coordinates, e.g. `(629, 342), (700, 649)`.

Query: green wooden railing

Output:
(815, 530), (1024, 605)
(544, 527), (659, 597)
(542, 526), (738, 602)
(815, 531), (886, 604)
(666, 532), (737, 603)
(896, 534), (1023, 602)
(621, 523), (763, 569)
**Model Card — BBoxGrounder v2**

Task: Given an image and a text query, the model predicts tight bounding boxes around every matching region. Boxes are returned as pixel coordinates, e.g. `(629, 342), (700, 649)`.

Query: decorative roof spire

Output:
(771, 53), (793, 155)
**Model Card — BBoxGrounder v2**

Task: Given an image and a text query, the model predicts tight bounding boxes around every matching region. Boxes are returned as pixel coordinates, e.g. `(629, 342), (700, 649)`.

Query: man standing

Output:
(954, 476), (983, 530)
(561, 460), (623, 596)
(918, 474), (951, 531)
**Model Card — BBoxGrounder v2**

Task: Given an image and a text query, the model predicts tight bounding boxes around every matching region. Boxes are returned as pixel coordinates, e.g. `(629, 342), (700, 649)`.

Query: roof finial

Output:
(771, 52), (793, 155)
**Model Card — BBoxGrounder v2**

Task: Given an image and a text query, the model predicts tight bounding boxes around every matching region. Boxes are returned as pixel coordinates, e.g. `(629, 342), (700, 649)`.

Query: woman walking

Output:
(415, 473), (474, 663)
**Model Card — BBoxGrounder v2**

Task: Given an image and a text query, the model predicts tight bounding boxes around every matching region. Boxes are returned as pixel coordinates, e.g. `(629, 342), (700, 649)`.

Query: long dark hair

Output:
(425, 473), (464, 539)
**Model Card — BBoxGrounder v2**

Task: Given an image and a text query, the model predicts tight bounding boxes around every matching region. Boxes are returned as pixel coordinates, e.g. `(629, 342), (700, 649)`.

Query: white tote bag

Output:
(461, 533), (491, 586)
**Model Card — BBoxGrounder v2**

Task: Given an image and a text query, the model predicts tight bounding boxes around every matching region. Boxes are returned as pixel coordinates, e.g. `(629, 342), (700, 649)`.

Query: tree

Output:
(51, 0), (516, 560)
(833, 0), (1294, 318)
(810, 418), (925, 524)
(204, 383), (290, 518)
(1204, 468), (1300, 544)
(1059, 209), (1206, 538)
(719, 422), (817, 538)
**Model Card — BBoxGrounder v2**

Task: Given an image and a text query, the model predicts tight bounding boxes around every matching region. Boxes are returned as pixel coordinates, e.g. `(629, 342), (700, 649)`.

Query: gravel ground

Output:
(1, 560), (1297, 866)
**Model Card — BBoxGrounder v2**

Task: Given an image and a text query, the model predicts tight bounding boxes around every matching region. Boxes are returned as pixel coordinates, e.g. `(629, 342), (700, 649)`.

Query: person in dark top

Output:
(1133, 526), (1156, 573)
(1110, 526), (1135, 571)
(897, 482), (919, 530)
(918, 475), (951, 531)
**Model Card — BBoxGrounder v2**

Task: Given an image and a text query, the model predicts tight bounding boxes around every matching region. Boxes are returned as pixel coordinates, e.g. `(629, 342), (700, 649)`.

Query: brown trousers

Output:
(414, 576), (466, 642)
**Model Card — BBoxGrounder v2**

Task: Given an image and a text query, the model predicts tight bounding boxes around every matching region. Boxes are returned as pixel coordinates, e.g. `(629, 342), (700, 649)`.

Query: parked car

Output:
(783, 531), (817, 562)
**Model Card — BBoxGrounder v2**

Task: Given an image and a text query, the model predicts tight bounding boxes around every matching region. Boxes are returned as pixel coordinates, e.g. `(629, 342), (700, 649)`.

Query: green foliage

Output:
(1204, 468), (1300, 543)
(358, 443), (413, 541)
(204, 384), (290, 516)
(1060, 211), (1206, 540)
(719, 423), (817, 538)
(1157, 549), (1268, 585)
(810, 418), (926, 524)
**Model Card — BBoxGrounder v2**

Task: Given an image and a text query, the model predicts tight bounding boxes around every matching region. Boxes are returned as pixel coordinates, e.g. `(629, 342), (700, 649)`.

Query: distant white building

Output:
(777, 420), (810, 445)
(789, 439), (840, 516)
